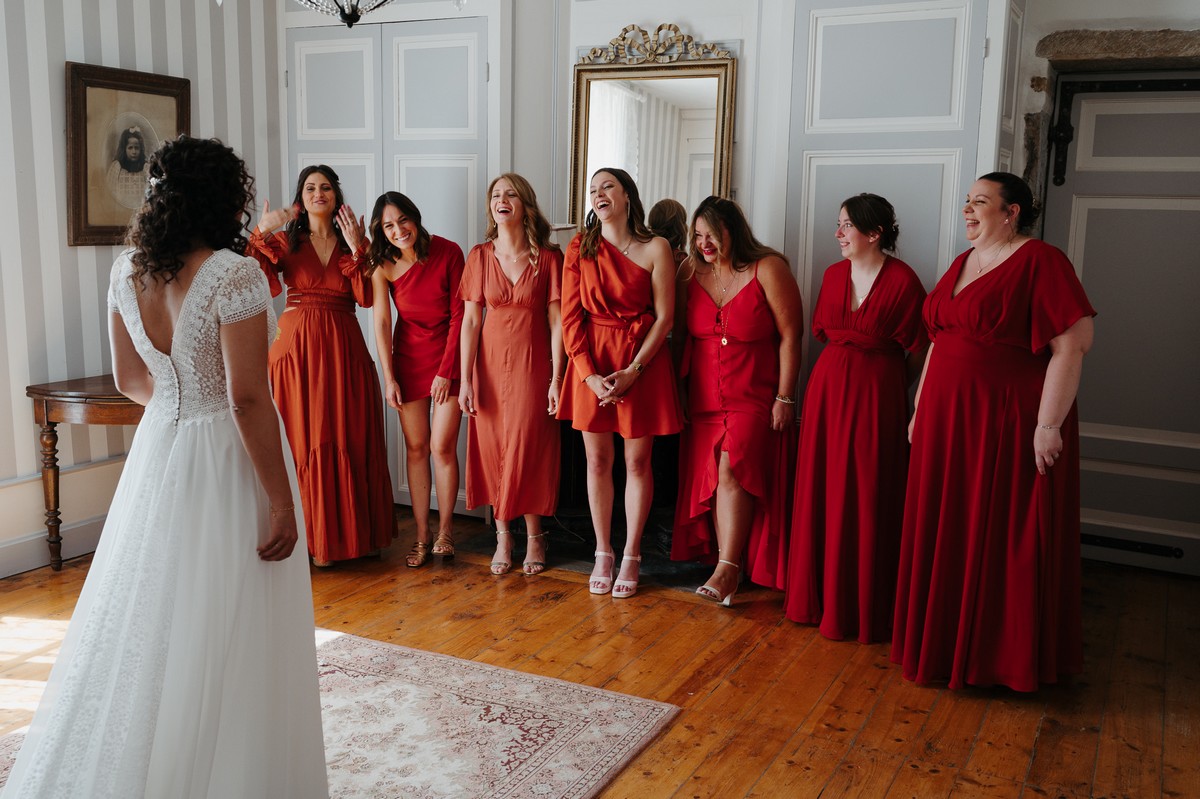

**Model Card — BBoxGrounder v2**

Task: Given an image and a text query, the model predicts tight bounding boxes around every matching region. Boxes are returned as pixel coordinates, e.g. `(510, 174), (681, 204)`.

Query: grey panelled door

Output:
(1041, 76), (1200, 576)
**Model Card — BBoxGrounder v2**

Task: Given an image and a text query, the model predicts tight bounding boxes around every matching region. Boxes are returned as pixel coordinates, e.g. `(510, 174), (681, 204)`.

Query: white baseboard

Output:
(0, 516), (105, 579)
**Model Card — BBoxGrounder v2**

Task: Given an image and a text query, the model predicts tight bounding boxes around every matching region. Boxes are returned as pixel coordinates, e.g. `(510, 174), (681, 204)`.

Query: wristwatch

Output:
(631, 362), (645, 374)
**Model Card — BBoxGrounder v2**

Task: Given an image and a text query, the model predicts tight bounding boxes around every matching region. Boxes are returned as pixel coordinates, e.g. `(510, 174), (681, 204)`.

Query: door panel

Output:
(1042, 77), (1200, 575)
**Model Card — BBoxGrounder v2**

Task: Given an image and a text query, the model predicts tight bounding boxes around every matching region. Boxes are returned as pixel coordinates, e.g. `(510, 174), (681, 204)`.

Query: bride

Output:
(2, 136), (328, 798)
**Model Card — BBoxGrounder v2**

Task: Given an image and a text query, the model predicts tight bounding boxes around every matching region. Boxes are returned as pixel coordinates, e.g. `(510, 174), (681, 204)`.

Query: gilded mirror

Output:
(570, 23), (737, 226)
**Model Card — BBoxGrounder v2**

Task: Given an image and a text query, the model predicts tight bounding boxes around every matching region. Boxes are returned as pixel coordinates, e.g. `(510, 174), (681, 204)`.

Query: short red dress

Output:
(783, 257), (927, 642)
(386, 235), (465, 401)
(460, 242), (563, 520)
(246, 229), (395, 563)
(557, 235), (682, 438)
(891, 239), (1096, 691)
(671, 266), (797, 589)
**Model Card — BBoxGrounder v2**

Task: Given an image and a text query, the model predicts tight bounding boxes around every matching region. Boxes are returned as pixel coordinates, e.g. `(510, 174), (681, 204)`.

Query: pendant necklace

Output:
(976, 238), (1011, 275)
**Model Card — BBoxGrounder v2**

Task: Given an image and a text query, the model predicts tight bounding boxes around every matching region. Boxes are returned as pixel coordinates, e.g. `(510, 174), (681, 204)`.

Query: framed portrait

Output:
(66, 62), (190, 246)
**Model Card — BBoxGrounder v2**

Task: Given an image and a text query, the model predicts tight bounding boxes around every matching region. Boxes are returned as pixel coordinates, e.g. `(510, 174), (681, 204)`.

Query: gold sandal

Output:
(432, 534), (455, 558)
(406, 541), (431, 568)
(523, 532), (548, 576)
(491, 531), (512, 575)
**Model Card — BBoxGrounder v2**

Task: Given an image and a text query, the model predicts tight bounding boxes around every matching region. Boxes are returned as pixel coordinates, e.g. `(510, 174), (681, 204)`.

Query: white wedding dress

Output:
(3, 250), (329, 798)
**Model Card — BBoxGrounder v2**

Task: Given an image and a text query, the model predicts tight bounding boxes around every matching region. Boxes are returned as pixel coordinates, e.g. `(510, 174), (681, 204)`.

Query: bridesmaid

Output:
(459, 173), (564, 576)
(368, 192), (466, 568)
(672, 196), (803, 605)
(783, 193), (928, 641)
(558, 167), (683, 598)
(247, 164), (395, 567)
(648, 198), (689, 267)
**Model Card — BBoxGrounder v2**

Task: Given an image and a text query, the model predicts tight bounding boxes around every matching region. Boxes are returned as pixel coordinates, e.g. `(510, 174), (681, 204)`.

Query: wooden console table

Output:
(26, 375), (143, 570)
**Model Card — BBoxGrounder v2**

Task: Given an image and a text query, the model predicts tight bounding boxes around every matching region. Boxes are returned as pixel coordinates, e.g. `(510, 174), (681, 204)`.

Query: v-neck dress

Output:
(891, 238), (1096, 691)
(671, 266), (796, 589)
(247, 229), (394, 564)
(783, 257), (927, 642)
(459, 241), (563, 520)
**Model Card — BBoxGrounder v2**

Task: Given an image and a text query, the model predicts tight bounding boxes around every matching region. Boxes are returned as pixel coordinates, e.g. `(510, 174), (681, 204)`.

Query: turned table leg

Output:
(38, 420), (62, 571)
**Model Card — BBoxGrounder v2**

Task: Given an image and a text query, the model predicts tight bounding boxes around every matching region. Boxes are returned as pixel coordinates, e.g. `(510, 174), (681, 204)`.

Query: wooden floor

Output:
(2, 510), (1198, 798)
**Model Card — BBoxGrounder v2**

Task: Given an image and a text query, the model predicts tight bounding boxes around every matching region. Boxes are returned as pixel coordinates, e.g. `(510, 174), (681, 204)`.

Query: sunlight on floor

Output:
(0, 616), (70, 734)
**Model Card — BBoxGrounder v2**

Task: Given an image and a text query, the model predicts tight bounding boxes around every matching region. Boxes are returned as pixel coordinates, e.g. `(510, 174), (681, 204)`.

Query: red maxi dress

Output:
(671, 266), (797, 589)
(247, 230), (395, 562)
(891, 239), (1096, 691)
(386, 235), (465, 400)
(557, 236), (682, 437)
(460, 242), (563, 519)
(784, 257), (927, 641)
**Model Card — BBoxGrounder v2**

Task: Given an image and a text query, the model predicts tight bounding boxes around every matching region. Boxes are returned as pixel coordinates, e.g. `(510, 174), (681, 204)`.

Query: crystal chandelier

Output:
(291, 1), (397, 28)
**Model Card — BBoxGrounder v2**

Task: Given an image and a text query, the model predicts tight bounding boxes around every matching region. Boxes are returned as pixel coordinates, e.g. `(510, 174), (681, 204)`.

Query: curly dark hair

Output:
(579, 167), (653, 259)
(841, 193), (900, 253)
(126, 135), (254, 284)
(682, 195), (785, 281)
(366, 191), (432, 274)
(284, 165), (351, 256)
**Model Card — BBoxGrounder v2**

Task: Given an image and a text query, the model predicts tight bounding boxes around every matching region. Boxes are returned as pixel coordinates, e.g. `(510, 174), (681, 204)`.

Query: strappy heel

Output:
(612, 554), (642, 599)
(491, 530), (512, 575)
(523, 532), (548, 576)
(590, 551), (615, 594)
(405, 540), (431, 569)
(432, 533), (455, 559)
(696, 559), (740, 607)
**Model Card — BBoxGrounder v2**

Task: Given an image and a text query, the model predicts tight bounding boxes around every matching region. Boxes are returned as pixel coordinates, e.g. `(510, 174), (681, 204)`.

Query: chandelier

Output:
(290, 1), (397, 28)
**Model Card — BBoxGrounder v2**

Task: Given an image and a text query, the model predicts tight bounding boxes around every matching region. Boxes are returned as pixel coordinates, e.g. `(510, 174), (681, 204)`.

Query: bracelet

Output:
(270, 504), (295, 515)
(774, 394), (796, 405)
(550, 375), (561, 384)
(1037, 424), (1060, 431)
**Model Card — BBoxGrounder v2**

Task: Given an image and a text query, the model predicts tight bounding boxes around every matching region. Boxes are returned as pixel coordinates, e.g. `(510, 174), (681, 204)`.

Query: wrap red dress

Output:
(891, 239), (1096, 691)
(671, 267), (797, 589)
(557, 235), (682, 437)
(784, 257), (927, 641)
(460, 242), (563, 519)
(247, 229), (395, 563)
(386, 235), (465, 400)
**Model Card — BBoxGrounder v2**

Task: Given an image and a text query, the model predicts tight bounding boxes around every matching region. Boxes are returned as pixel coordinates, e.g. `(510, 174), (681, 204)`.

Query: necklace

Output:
(975, 238), (1012, 275)
(309, 229), (336, 240)
(611, 236), (633, 256)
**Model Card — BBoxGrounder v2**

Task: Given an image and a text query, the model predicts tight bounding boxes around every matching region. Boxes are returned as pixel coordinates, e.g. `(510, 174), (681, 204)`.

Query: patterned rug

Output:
(0, 631), (678, 798)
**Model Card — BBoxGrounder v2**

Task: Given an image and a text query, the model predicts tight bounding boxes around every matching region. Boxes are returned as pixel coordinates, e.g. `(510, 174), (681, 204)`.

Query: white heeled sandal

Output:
(590, 551), (615, 594)
(696, 559), (740, 607)
(612, 554), (642, 599)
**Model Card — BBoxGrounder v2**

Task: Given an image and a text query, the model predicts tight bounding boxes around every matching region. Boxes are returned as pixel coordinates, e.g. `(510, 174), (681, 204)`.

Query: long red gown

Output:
(891, 239), (1096, 691)
(247, 229), (395, 562)
(671, 267), (796, 589)
(784, 257), (927, 641)
(460, 242), (563, 519)
(386, 235), (465, 400)
(557, 235), (682, 437)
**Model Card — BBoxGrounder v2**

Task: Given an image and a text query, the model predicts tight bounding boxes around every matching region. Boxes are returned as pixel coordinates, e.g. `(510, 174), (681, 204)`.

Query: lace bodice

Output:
(108, 249), (277, 423)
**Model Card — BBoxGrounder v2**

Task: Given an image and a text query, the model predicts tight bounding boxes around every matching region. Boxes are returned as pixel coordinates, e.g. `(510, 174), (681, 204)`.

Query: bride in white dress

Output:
(2, 136), (329, 798)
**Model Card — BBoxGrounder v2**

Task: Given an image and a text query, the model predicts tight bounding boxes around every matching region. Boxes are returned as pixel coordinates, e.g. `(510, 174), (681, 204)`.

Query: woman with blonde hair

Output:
(460, 173), (564, 575)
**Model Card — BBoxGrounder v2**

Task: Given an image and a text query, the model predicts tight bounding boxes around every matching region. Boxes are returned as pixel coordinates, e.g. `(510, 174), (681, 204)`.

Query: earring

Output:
(1004, 217), (1010, 224)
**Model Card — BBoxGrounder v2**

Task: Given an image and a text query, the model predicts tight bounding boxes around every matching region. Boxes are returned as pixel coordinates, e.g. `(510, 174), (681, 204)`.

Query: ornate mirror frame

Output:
(569, 23), (737, 226)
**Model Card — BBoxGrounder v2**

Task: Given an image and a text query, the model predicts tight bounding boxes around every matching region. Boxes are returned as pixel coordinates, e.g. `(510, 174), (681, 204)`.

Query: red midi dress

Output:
(460, 242), (563, 520)
(671, 267), (797, 589)
(386, 235), (465, 401)
(557, 236), (682, 437)
(891, 239), (1096, 691)
(784, 257), (927, 641)
(247, 230), (395, 563)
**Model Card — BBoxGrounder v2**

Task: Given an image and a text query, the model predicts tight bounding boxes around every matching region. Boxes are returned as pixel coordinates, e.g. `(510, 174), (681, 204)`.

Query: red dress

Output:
(891, 239), (1096, 691)
(784, 257), (927, 641)
(460, 242), (563, 519)
(247, 230), (395, 562)
(671, 267), (796, 589)
(557, 235), (682, 437)
(386, 235), (465, 400)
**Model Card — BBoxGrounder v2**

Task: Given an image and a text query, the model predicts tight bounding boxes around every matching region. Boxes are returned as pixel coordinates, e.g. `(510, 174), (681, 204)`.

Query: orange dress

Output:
(557, 235), (682, 437)
(460, 243), (563, 519)
(247, 230), (395, 562)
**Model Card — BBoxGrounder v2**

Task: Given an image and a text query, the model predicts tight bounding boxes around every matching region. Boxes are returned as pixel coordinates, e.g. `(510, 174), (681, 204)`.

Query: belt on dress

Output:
(285, 290), (356, 313)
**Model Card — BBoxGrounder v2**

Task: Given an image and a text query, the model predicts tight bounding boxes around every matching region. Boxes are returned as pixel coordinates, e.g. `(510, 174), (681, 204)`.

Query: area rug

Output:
(0, 631), (678, 798)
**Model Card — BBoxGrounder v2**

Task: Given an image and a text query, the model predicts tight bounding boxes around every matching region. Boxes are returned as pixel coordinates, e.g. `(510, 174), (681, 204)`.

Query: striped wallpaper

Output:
(0, 0), (286, 560)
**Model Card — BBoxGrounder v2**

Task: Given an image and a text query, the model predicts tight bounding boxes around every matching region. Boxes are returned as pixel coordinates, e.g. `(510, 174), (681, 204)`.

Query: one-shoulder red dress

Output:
(557, 235), (682, 438)
(891, 239), (1096, 691)
(386, 235), (465, 401)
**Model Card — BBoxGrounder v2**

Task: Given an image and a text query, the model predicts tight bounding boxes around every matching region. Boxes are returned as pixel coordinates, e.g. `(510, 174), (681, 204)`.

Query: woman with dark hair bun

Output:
(558, 167), (683, 598)
(672, 195), (803, 606)
(784, 193), (928, 641)
(368, 191), (466, 569)
(892, 172), (1096, 691)
(4, 136), (328, 796)
(247, 165), (395, 567)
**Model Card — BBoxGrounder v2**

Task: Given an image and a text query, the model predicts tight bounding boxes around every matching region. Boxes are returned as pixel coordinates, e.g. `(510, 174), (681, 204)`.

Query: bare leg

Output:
(491, 518), (513, 575)
(582, 431), (616, 591)
(701, 450), (753, 599)
(523, 514), (547, 575)
(398, 398), (433, 566)
(615, 435), (654, 590)
(429, 397), (463, 551)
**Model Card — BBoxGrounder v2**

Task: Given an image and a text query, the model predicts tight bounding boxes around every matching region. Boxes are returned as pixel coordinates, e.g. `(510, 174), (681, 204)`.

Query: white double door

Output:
(286, 16), (489, 516)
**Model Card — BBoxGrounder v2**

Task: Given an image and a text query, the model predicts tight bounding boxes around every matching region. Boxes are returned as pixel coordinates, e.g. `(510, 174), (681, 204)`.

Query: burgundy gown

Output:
(891, 239), (1096, 691)
(672, 266), (797, 590)
(784, 257), (927, 641)
(386, 235), (465, 400)
(246, 229), (395, 563)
